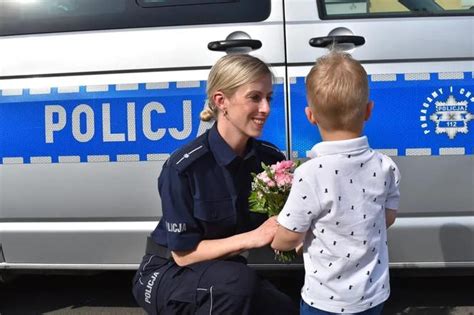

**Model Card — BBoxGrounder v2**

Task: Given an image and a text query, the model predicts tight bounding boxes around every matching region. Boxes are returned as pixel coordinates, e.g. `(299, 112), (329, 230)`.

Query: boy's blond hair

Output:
(306, 52), (369, 131)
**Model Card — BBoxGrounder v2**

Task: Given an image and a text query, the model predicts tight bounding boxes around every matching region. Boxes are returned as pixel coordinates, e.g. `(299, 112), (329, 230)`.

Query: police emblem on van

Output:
(420, 86), (473, 139)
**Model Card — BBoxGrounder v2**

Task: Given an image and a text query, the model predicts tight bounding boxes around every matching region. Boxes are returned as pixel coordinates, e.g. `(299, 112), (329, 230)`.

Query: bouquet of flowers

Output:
(249, 160), (300, 263)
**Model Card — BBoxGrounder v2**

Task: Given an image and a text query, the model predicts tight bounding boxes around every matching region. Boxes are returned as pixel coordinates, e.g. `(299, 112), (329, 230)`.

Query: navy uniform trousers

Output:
(133, 254), (298, 315)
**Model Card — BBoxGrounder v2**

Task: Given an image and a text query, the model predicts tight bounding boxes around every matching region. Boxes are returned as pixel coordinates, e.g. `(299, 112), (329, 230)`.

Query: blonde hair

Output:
(200, 54), (272, 121)
(306, 51), (369, 131)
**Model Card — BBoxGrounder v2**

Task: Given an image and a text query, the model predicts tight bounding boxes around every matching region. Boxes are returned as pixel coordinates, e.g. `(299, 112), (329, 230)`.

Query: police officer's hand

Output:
(250, 216), (278, 248)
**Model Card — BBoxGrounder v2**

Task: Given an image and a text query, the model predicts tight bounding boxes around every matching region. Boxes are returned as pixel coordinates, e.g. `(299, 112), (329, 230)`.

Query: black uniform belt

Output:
(145, 236), (172, 259)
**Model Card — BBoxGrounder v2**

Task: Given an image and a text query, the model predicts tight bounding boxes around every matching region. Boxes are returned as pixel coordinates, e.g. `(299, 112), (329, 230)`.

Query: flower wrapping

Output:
(249, 160), (300, 263)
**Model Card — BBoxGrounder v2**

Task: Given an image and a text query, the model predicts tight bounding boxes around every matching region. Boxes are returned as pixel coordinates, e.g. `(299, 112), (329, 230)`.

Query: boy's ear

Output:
(364, 101), (374, 121)
(305, 106), (318, 125)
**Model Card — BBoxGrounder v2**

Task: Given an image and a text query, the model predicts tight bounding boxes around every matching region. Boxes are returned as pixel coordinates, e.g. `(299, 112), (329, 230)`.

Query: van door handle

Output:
(309, 35), (365, 48)
(208, 39), (262, 51)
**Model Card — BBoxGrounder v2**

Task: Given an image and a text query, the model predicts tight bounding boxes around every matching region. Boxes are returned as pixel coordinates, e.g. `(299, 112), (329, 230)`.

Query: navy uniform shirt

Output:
(151, 124), (285, 251)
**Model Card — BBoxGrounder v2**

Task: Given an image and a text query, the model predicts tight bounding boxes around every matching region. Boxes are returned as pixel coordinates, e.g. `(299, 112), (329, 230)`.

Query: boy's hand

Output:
(271, 224), (305, 251)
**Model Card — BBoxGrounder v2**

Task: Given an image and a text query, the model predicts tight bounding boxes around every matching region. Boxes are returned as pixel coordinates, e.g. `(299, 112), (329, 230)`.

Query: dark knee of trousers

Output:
(195, 262), (260, 315)
(202, 261), (260, 297)
(228, 263), (259, 296)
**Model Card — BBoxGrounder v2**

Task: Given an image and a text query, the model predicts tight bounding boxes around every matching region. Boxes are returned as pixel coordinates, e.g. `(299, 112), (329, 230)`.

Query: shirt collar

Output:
(309, 136), (370, 158)
(208, 124), (257, 166)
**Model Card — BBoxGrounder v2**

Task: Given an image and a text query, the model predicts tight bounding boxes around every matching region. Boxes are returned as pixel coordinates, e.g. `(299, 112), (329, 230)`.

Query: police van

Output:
(0, 0), (473, 274)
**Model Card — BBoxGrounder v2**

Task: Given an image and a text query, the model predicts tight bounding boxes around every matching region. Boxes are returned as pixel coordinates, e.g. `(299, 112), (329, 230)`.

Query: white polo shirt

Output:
(278, 136), (400, 314)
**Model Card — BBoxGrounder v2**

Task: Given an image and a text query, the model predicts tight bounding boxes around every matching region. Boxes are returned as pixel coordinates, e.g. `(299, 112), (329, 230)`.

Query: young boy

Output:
(271, 52), (400, 315)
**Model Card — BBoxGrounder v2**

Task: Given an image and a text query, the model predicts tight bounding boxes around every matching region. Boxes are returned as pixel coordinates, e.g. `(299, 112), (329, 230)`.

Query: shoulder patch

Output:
(256, 140), (286, 159)
(169, 144), (209, 173)
(166, 133), (210, 173)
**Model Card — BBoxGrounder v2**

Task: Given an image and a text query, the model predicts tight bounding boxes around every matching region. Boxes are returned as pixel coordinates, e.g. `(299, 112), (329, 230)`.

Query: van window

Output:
(0, 0), (270, 36)
(319, 0), (474, 18)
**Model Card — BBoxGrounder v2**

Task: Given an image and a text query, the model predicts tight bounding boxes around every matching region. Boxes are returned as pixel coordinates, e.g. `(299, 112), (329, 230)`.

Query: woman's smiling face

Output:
(222, 74), (273, 140)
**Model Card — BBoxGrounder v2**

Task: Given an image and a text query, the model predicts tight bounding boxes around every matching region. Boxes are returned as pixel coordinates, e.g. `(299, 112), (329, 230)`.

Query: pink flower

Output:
(257, 171), (276, 187)
(274, 172), (293, 187)
(276, 160), (295, 170)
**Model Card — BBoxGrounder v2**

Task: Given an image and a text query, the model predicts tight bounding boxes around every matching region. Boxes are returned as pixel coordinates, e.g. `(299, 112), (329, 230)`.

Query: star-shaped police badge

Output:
(420, 86), (473, 139)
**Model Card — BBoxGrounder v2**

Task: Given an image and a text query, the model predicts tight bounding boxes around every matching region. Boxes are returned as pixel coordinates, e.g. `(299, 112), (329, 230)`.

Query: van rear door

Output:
(285, 0), (474, 267)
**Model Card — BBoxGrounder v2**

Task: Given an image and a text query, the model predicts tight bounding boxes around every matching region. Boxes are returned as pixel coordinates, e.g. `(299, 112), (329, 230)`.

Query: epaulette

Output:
(256, 140), (286, 159)
(167, 139), (210, 173)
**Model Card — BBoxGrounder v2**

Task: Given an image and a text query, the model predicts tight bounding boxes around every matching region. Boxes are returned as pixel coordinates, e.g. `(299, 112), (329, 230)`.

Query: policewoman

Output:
(132, 54), (298, 315)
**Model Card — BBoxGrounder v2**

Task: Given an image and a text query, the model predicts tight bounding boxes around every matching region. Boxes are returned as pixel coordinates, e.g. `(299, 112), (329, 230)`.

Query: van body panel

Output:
(0, 0), (473, 269)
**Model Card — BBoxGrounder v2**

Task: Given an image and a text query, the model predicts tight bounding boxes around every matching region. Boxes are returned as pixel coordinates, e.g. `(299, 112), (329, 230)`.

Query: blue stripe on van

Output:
(0, 81), (286, 164)
(290, 72), (474, 157)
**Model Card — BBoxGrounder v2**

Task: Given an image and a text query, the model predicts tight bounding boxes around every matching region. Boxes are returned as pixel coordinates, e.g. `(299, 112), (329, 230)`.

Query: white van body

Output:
(0, 0), (473, 271)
